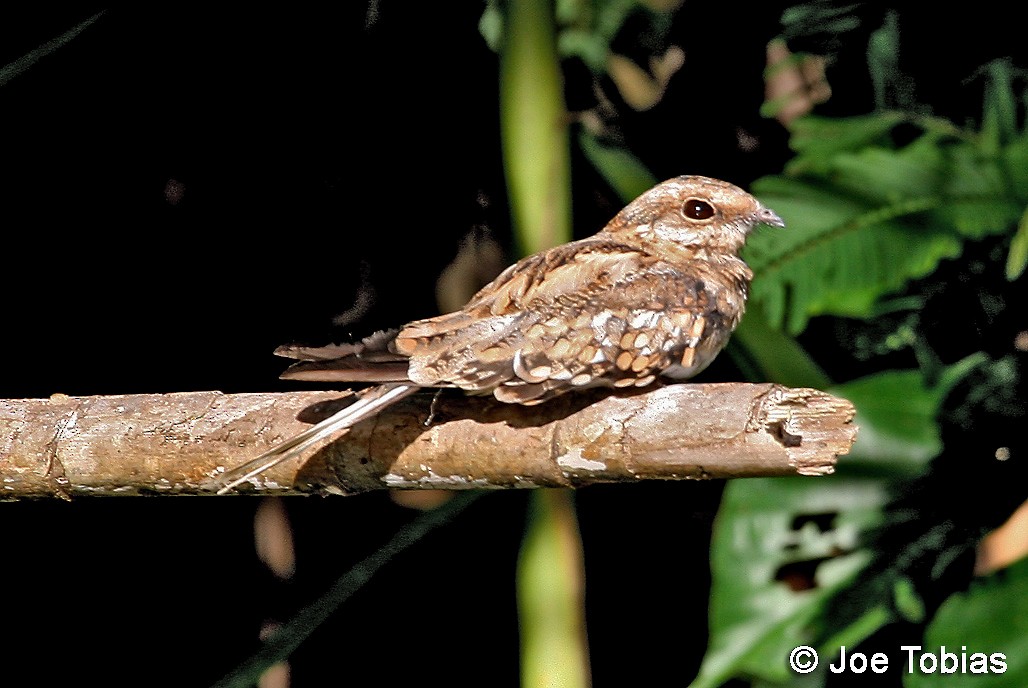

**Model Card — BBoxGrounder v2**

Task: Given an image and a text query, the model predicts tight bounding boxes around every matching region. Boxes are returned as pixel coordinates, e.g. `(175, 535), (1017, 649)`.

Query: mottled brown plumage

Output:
(215, 175), (784, 492)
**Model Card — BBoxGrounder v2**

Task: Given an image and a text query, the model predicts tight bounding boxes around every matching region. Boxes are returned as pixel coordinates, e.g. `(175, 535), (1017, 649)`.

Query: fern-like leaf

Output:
(745, 176), (960, 334)
(747, 124), (1024, 333)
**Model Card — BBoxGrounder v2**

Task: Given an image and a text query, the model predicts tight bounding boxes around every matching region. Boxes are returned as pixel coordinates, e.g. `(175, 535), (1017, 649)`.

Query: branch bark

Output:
(0, 384), (856, 499)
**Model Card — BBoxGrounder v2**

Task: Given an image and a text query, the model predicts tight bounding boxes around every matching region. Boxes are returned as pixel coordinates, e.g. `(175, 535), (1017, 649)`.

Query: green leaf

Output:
(935, 197), (1024, 240)
(834, 369), (943, 473)
(893, 576), (926, 623)
(746, 176), (960, 334)
(749, 120), (1026, 332)
(1001, 135), (1028, 199)
(693, 361), (982, 687)
(558, 29), (609, 71)
(786, 113), (906, 176)
(904, 555), (1028, 687)
(934, 143), (1024, 238)
(980, 59), (1019, 154)
(690, 475), (888, 688)
(577, 130), (658, 203)
(563, 0), (673, 71)
(1006, 206), (1028, 280)
(479, 1), (503, 52)
(832, 354), (986, 475)
(828, 136), (944, 204)
(0, 11), (105, 87)
(780, 3), (862, 39)
(867, 11), (914, 110)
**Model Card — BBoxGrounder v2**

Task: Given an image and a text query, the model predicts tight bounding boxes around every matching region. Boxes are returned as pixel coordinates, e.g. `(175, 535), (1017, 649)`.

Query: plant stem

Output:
(500, 0), (572, 257)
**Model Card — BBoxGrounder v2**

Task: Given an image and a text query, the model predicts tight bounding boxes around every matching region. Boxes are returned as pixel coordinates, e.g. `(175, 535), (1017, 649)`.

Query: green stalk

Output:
(500, 0), (572, 256)
(518, 490), (591, 688)
(500, 3), (587, 686)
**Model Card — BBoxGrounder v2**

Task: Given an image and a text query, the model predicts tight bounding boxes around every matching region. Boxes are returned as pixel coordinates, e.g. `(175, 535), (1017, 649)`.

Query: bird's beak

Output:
(756, 205), (785, 228)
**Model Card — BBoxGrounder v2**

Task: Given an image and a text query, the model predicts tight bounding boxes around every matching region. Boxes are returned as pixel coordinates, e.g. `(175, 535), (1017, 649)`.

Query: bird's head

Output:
(606, 175), (784, 256)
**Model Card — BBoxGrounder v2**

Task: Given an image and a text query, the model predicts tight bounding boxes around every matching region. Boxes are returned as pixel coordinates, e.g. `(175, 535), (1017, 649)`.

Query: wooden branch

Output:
(0, 384), (856, 499)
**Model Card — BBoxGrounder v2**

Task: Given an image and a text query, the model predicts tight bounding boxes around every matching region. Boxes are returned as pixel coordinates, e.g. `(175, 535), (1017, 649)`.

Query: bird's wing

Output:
(394, 239), (737, 404)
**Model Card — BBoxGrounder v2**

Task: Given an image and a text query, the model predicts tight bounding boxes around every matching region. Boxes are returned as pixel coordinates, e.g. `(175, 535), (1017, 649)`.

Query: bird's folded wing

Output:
(393, 241), (725, 403)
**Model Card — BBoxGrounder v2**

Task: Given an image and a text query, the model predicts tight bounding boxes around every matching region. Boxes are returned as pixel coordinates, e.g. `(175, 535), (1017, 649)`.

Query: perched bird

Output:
(215, 175), (784, 493)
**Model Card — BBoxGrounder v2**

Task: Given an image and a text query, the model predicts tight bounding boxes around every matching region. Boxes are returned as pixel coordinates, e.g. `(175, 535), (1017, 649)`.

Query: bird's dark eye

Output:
(682, 198), (716, 220)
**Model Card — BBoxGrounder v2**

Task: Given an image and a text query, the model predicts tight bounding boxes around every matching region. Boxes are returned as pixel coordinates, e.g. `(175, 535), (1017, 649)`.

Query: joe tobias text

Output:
(831, 645), (1007, 675)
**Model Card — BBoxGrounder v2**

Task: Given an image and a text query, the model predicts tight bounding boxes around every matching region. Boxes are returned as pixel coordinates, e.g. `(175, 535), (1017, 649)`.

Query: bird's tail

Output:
(213, 383), (418, 494)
